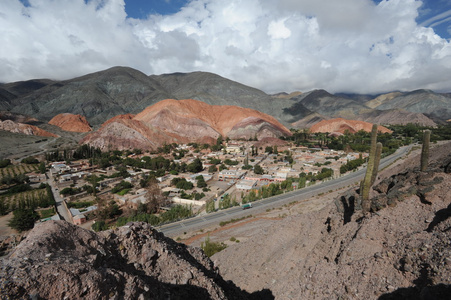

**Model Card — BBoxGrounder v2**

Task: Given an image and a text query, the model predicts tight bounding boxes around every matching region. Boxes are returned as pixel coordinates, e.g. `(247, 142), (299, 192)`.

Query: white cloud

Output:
(1, 0), (451, 94)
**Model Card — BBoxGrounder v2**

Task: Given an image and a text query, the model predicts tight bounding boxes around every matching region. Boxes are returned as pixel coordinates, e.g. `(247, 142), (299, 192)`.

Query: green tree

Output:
(8, 209), (39, 232)
(22, 156), (39, 164)
(187, 158), (203, 173)
(208, 165), (217, 173)
(0, 159), (11, 168)
(38, 161), (46, 174)
(196, 175), (207, 188)
(254, 164), (264, 175)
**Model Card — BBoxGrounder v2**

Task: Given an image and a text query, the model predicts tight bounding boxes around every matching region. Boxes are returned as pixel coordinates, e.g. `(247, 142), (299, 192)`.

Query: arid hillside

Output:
(310, 118), (393, 134)
(0, 119), (57, 137)
(48, 113), (92, 132)
(212, 141), (451, 299)
(81, 99), (291, 150)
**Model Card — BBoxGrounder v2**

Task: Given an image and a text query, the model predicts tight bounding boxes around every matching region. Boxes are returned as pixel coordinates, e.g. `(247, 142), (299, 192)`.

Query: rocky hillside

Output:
(0, 119), (57, 137)
(373, 89), (451, 122)
(81, 99), (291, 150)
(0, 111), (39, 124)
(0, 222), (270, 300)
(355, 109), (437, 127)
(2, 67), (171, 126)
(213, 142), (451, 299)
(310, 118), (392, 134)
(1, 66), (447, 128)
(48, 113), (92, 132)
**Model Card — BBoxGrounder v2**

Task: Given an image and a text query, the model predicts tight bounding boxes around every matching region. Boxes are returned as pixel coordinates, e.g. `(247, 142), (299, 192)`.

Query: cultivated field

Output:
(0, 164), (38, 179)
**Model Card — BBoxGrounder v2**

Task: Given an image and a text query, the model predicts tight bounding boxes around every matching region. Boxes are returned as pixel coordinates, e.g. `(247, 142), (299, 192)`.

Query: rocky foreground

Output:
(213, 141), (451, 299)
(0, 222), (271, 299)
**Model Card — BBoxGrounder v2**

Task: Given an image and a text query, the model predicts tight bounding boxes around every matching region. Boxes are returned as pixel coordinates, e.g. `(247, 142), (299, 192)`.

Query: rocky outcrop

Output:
(0, 119), (57, 137)
(48, 113), (92, 132)
(310, 118), (392, 134)
(0, 111), (38, 124)
(81, 99), (292, 150)
(213, 142), (451, 299)
(0, 221), (263, 300)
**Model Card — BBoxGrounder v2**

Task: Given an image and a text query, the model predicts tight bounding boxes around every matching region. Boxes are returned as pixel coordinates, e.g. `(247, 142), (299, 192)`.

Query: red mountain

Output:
(310, 118), (392, 134)
(81, 99), (291, 150)
(48, 113), (92, 132)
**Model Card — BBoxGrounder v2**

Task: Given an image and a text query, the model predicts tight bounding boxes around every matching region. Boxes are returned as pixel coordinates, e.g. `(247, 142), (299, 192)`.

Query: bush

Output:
(92, 220), (108, 232)
(201, 235), (227, 257)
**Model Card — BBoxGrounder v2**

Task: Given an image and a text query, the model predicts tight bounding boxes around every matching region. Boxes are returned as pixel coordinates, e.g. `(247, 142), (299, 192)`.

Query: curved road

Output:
(158, 145), (412, 237)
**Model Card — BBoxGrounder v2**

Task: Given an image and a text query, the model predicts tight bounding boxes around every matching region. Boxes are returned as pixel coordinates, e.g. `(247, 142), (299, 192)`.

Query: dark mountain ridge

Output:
(0, 66), (448, 128)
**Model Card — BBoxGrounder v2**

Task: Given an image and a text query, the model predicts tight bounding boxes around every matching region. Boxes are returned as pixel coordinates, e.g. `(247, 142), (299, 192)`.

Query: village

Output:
(45, 140), (368, 229)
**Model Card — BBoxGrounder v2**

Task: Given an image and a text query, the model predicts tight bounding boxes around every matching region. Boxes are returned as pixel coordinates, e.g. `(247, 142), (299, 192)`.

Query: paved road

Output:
(46, 174), (70, 222)
(157, 145), (412, 237)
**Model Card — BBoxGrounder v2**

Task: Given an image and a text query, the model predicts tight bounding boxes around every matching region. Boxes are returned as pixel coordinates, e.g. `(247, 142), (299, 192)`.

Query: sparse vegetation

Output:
(219, 215), (252, 227)
(201, 235), (227, 257)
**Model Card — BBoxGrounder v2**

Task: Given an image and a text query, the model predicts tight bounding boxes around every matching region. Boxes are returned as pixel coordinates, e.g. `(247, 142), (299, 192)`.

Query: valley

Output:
(1, 66), (451, 299)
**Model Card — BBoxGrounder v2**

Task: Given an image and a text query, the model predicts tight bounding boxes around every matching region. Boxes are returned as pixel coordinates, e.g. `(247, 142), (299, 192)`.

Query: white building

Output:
(236, 179), (258, 190)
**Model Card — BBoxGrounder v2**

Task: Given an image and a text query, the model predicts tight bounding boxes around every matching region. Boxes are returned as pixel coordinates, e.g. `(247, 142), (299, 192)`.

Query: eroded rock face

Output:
(310, 118), (392, 134)
(81, 99), (292, 150)
(48, 113), (92, 132)
(0, 119), (57, 137)
(0, 222), (257, 300)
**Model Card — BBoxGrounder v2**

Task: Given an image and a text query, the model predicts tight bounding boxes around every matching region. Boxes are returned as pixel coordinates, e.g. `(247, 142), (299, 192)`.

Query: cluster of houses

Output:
(45, 141), (367, 226)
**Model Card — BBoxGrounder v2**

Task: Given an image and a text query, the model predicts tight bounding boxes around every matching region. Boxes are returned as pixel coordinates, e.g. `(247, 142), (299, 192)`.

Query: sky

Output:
(1, 0), (451, 94)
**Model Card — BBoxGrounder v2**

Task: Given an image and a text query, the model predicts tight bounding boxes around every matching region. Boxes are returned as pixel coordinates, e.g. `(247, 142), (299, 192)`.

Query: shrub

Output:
(92, 220), (108, 232)
(201, 235), (227, 257)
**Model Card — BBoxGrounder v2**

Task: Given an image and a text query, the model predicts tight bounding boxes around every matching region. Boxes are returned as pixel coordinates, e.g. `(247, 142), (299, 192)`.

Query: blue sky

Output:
(3, 0), (451, 94)
(125, 0), (189, 18)
(416, 0), (451, 40)
(124, 0), (451, 40)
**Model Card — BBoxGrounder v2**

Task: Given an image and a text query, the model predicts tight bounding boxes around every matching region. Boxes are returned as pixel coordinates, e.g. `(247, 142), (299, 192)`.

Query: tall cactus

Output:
(361, 124), (378, 213)
(370, 142), (383, 185)
(420, 129), (431, 171)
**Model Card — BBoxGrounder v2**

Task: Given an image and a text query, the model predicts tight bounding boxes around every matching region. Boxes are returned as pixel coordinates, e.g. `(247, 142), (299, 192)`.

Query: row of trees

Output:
(6, 184), (56, 232)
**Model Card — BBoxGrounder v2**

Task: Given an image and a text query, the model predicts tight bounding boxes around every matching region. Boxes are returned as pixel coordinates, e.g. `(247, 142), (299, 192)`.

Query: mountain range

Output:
(0, 66), (449, 142)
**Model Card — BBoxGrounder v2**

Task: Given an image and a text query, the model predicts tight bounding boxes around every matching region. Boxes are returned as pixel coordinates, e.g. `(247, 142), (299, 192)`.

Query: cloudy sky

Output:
(1, 0), (451, 94)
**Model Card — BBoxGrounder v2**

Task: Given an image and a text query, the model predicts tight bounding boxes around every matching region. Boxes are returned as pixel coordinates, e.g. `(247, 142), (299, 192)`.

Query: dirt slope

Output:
(213, 142), (451, 299)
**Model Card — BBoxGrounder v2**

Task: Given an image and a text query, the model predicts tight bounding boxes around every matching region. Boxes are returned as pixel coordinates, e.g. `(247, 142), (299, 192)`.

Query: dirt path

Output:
(182, 216), (283, 245)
